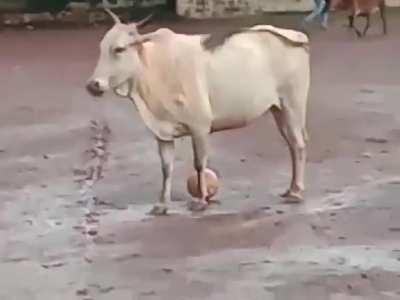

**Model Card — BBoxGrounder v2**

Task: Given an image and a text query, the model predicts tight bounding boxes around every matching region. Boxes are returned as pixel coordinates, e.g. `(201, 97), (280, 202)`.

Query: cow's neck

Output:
(133, 42), (180, 113)
(127, 44), (180, 141)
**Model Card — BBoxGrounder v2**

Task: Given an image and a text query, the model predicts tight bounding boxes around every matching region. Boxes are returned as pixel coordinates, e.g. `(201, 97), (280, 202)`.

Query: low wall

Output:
(100, 0), (165, 8)
(177, 0), (400, 19)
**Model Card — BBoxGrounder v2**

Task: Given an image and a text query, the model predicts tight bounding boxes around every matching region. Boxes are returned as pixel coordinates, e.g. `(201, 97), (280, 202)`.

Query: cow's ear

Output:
(129, 29), (166, 50)
(129, 39), (148, 49)
(129, 32), (158, 47)
(129, 38), (149, 66)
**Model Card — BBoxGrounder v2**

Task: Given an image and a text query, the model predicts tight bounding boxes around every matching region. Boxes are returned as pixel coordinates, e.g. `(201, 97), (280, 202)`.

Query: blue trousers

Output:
(304, 0), (329, 27)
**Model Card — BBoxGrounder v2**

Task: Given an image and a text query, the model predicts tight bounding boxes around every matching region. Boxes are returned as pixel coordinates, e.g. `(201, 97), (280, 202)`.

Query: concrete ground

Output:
(1, 10), (400, 300)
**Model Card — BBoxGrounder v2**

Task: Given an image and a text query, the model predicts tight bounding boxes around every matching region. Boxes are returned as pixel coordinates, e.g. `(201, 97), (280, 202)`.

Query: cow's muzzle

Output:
(86, 80), (104, 97)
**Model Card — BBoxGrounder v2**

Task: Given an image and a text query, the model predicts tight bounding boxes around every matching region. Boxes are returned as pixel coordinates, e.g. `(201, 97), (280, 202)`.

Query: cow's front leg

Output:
(188, 131), (209, 212)
(149, 139), (175, 216)
(351, 15), (363, 37)
(348, 15), (354, 28)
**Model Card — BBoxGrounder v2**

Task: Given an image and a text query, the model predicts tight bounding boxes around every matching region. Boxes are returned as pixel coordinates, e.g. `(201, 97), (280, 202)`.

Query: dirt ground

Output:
(1, 9), (400, 300)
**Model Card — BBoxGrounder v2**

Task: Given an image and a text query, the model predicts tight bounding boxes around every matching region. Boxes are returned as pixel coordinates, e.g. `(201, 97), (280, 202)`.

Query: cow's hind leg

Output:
(188, 130), (209, 212)
(272, 105), (307, 203)
(379, 1), (387, 35)
(362, 14), (371, 36)
(271, 106), (296, 191)
(354, 20), (362, 37)
(149, 139), (175, 216)
(350, 14), (363, 37)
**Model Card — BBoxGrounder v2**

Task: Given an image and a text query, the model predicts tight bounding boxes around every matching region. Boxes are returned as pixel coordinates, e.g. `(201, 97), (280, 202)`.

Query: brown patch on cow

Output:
(201, 29), (246, 52)
(202, 27), (309, 53)
(256, 29), (309, 49)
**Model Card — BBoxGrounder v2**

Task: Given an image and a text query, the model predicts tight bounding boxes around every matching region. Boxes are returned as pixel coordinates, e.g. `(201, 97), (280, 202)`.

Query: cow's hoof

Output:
(188, 199), (208, 212)
(280, 190), (304, 204)
(206, 197), (221, 205)
(149, 204), (168, 216)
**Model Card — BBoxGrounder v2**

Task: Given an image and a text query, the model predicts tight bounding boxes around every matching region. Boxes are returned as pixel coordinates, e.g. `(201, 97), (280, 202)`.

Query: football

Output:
(186, 168), (219, 201)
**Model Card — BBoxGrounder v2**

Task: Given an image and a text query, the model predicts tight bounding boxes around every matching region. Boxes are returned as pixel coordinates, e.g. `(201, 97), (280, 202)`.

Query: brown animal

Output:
(331, 0), (387, 37)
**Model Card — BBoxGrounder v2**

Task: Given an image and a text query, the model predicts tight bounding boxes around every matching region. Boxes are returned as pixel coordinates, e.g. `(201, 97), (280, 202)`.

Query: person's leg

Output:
(320, 11), (329, 29)
(304, 0), (326, 23)
(320, 0), (330, 29)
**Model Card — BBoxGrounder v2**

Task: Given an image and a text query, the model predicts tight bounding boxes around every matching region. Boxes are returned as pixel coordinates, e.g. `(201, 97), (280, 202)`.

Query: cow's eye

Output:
(114, 47), (126, 54)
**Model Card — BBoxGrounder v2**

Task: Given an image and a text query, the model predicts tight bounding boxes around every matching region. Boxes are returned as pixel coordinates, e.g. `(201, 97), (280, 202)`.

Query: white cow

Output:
(86, 9), (311, 215)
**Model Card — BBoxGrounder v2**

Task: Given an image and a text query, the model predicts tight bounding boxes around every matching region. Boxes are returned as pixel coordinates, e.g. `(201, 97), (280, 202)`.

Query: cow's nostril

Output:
(86, 80), (104, 97)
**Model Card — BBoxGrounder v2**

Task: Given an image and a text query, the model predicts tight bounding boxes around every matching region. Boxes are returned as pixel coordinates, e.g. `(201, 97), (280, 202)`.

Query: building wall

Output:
(177, 0), (400, 19)
(101, 0), (166, 8)
(177, 0), (263, 18)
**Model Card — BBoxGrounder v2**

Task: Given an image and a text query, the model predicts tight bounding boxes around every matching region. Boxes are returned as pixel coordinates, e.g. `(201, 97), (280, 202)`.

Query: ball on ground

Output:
(187, 168), (219, 200)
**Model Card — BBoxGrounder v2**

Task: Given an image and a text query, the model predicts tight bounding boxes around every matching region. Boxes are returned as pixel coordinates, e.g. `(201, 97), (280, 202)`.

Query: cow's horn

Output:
(104, 8), (121, 24)
(136, 13), (153, 28)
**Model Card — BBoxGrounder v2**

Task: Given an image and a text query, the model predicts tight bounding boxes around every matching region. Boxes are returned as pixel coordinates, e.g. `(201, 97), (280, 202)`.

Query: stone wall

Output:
(101, 0), (165, 8)
(177, 0), (263, 18)
(177, 0), (400, 19)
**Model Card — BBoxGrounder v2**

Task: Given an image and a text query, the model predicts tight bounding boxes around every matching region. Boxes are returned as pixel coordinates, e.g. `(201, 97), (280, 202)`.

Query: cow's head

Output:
(86, 9), (153, 97)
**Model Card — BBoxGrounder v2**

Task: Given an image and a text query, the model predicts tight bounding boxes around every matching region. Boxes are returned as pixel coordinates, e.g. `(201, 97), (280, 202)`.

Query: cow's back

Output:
(332, 0), (382, 13)
(356, 0), (382, 13)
